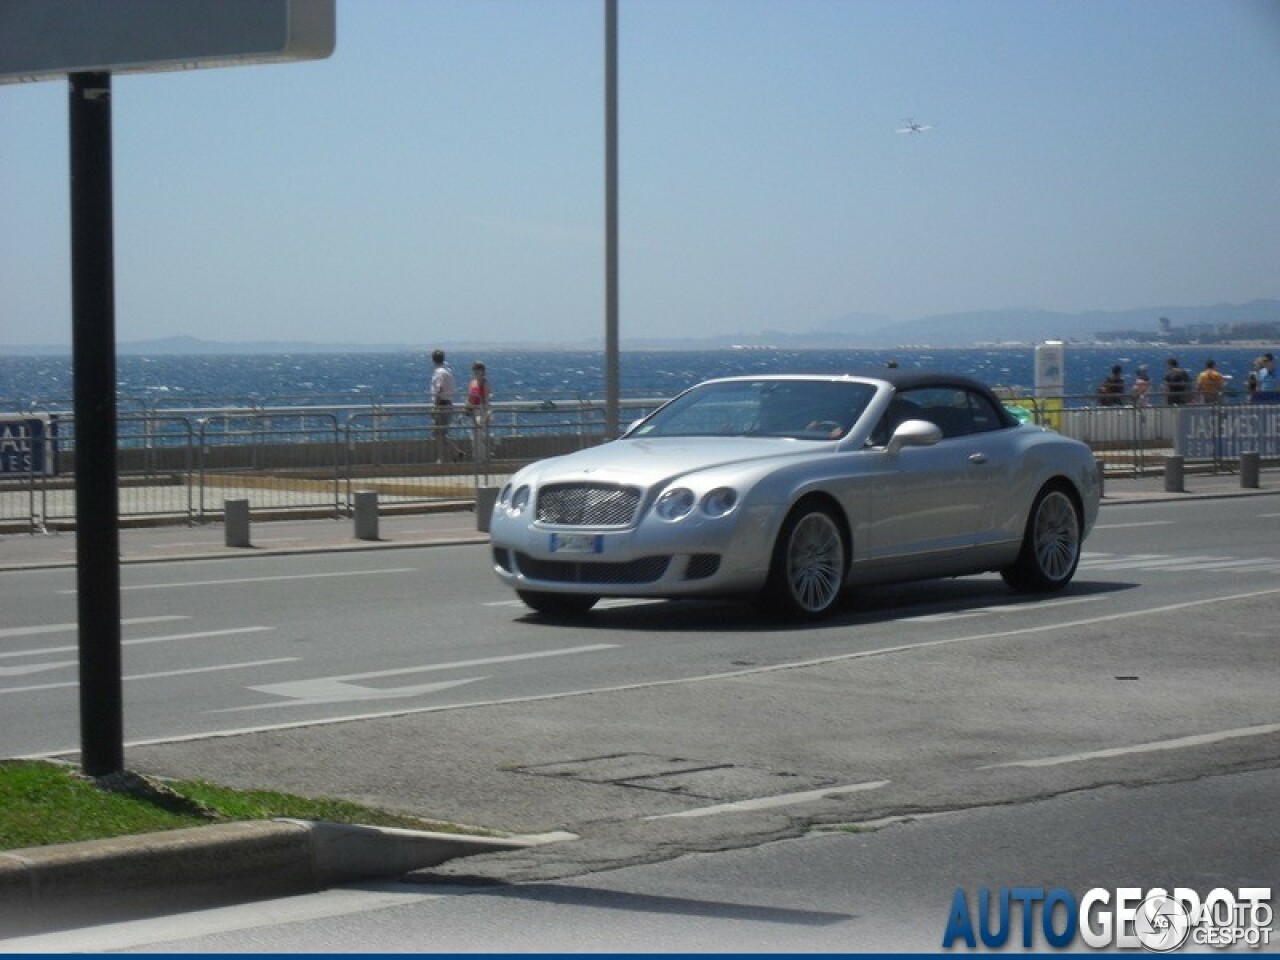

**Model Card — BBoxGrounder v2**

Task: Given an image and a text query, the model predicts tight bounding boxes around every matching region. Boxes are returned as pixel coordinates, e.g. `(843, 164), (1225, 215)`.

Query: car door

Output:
(864, 387), (1005, 563)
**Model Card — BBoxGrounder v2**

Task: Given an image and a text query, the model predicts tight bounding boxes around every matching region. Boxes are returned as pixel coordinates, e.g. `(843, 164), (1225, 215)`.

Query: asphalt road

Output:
(1, 493), (1278, 949)
(2, 495), (1278, 758)
(12, 768), (1277, 952)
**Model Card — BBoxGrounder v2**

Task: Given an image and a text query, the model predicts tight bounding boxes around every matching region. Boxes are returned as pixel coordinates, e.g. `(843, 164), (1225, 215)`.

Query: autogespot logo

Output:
(942, 886), (1273, 951)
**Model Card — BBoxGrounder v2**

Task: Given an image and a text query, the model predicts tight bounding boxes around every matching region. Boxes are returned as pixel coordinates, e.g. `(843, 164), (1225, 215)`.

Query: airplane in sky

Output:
(896, 119), (933, 134)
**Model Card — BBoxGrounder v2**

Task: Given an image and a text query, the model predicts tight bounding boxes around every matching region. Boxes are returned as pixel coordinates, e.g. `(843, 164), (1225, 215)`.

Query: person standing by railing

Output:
(466, 360), (492, 464)
(1132, 365), (1152, 407)
(1096, 365), (1125, 406)
(1258, 353), (1277, 394)
(1195, 359), (1224, 404)
(1162, 356), (1191, 406)
(430, 348), (456, 463)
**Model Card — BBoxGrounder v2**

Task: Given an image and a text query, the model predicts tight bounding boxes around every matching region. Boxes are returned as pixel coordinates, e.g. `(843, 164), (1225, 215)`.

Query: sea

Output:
(0, 345), (1271, 412)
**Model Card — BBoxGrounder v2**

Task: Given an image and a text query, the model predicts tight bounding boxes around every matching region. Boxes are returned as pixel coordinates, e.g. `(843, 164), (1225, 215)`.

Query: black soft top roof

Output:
(845, 369), (1021, 428)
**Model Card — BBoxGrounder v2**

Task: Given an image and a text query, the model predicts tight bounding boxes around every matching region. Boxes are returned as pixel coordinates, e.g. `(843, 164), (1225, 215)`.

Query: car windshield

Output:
(629, 380), (877, 440)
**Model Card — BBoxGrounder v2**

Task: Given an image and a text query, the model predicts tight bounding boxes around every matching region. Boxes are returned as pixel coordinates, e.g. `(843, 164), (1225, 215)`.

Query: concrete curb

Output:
(0, 819), (558, 937)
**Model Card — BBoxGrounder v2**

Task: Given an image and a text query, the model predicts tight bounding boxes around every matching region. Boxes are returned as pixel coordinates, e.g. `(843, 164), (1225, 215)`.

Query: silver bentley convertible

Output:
(489, 372), (1101, 620)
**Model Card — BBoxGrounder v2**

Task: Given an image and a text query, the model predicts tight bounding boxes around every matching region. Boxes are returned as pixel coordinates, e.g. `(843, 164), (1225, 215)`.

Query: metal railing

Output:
(994, 393), (1280, 476)
(2, 392), (1274, 531)
(0, 398), (667, 531)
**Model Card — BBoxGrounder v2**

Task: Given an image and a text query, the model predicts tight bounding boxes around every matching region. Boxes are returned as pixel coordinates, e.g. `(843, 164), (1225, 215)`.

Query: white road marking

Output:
(227, 675), (485, 709)
(1081, 553), (1280, 573)
(904, 596), (1096, 623)
(646, 779), (891, 820)
(0, 658), (300, 695)
(1154, 558), (1278, 572)
(224, 644), (618, 710)
(0, 626), (273, 660)
(1078, 552), (1165, 566)
(0, 882), (431, 953)
(1084, 554), (1223, 570)
(30, 586), (1280, 759)
(0, 615), (187, 639)
(57, 567), (418, 593)
(1093, 520), (1175, 530)
(0, 659), (75, 677)
(980, 723), (1280, 770)
(483, 598), (662, 609)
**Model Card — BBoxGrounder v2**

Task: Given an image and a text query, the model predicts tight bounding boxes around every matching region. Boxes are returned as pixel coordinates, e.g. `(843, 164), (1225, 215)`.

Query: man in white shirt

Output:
(430, 349), (456, 462)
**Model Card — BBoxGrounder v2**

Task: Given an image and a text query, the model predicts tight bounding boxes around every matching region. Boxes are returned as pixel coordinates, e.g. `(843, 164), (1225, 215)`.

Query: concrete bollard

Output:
(1240, 451), (1260, 489)
(224, 498), (251, 548)
(1095, 459), (1105, 500)
(475, 486), (500, 534)
(354, 490), (380, 541)
(1163, 455), (1184, 494)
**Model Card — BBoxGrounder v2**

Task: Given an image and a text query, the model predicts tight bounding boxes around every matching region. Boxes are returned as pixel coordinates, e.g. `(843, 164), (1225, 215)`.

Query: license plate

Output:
(549, 533), (604, 554)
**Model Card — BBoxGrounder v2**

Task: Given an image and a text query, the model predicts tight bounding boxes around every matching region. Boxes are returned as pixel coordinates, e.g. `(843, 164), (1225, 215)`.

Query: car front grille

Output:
(536, 483), (641, 527)
(514, 552), (670, 585)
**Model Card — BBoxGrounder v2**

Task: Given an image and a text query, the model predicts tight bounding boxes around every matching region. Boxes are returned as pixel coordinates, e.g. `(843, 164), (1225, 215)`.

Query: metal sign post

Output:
(68, 71), (124, 775)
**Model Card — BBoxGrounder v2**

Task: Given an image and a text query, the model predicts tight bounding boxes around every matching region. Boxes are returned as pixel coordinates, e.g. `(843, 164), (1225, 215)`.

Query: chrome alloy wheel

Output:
(1032, 488), (1080, 583)
(779, 507), (846, 616)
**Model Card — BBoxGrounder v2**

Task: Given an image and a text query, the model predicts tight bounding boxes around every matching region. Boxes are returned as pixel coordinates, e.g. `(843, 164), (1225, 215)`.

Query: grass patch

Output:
(0, 759), (496, 851)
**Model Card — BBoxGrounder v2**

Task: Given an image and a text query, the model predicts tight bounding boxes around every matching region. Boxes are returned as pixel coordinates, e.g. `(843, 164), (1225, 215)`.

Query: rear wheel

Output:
(1001, 484), (1081, 592)
(516, 590), (599, 616)
(760, 503), (846, 619)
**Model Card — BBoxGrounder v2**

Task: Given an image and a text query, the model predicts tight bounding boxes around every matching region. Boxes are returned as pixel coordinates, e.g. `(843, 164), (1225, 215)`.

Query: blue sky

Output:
(2, 0), (1278, 349)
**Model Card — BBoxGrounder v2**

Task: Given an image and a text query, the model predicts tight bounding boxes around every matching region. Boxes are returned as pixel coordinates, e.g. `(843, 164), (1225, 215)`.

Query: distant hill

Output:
(853, 300), (1280, 347)
(7, 300), (1278, 354)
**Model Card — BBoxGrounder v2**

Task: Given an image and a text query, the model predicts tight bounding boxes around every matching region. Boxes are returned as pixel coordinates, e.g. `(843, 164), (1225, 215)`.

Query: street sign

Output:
(0, 0), (333, 84)
(0, 415), (59, 476)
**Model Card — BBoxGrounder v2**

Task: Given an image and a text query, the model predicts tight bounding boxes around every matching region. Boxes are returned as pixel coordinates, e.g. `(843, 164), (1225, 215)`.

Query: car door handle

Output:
(969, 452), (988, 465)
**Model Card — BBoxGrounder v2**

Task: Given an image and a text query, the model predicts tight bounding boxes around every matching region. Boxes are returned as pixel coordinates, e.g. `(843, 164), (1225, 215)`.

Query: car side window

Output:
(890, 388), (973, 440)
(966, 392), (1006, 434)
(870, 386), (1011, 446)
(869, 395), (922, 446)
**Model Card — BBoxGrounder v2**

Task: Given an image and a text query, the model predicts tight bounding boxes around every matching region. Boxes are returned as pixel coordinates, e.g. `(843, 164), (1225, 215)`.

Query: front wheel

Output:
(516, 590), (599, 616)
(759, 503), (846, 620)
(1001, 484), (1081, 592)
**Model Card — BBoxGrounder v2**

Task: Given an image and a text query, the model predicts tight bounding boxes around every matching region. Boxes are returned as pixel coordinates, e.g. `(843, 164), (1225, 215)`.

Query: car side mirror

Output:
(886, 418), (943, 455)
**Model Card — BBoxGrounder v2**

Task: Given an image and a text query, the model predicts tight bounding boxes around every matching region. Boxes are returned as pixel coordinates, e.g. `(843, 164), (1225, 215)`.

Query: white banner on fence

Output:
(1177, 403), (1280, 460)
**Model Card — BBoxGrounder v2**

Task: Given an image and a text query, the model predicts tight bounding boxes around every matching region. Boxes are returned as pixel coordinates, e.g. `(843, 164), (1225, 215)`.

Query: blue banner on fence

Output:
(1177, 404), (1280, 460)
(0, 416), (59, 476)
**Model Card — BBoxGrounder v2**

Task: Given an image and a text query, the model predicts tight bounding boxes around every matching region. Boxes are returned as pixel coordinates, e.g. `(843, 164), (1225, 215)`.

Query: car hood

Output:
(517, 436), (826, 488)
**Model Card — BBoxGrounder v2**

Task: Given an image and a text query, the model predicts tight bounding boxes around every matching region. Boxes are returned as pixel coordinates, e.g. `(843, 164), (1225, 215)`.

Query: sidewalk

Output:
(0, 469), (1275, 939)
(0, 505), (490, 572)
(0, 469), (1273, 573)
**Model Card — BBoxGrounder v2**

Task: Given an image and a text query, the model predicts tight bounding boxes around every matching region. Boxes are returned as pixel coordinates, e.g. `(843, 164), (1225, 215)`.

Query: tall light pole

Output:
(604, 0), (620, 436)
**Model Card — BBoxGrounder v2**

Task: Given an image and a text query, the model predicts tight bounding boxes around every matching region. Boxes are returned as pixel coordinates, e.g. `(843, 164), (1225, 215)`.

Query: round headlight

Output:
(701, 487), (738, 517)
(497, 483), (512, 506)
(510, 485), (531, 514)
(655, 487), (696, 521)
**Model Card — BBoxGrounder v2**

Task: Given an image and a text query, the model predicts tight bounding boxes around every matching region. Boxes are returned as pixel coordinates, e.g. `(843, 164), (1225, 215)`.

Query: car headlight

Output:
(701, 487), (738, 517)
(497, 483), (512, 506)
(655, 487), (696, 521)
(509, 485), (531, 514)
